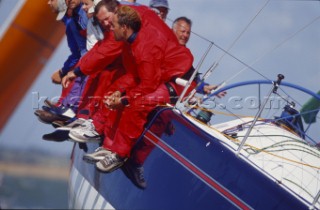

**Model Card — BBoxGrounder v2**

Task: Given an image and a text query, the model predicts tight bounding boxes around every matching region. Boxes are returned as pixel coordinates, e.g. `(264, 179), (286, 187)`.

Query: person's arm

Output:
(196, 82), (209, 94)
(60, 19), (83, 76)
(51, 69), (63, 84)
(77, 32), (123, 76)
(62, 32), (123, 87)
(70, 19), (87, 57)
(125, 60), (161, 102)
(161, 44), (194, 83)
(72, 5), (88, 55)
(62, 70), (77, 88)
(107, 73), (139, 94)
(105, 59), (162, 108)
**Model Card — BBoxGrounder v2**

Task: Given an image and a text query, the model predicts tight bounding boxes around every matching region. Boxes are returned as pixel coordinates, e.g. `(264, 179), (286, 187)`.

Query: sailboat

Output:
(68, 1), (320, 209)
(68, 75), (320, 209)
(0, 0), (318, 209)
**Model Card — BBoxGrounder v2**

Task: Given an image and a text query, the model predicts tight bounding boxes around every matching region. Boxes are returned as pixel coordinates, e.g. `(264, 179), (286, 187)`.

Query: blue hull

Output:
(70, 108), (309, 209)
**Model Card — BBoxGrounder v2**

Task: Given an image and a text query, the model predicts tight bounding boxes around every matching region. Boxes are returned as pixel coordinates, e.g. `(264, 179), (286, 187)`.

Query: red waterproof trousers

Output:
(101, 83), (171, 158)
(77, 63), (125, 119)
(94, 80), (196, 158)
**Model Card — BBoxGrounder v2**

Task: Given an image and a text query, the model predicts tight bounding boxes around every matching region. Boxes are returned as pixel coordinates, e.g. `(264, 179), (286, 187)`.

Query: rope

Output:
(217, 124), (320, 170)
(184, 110), (320, 170)
(186, 104), (256, 119)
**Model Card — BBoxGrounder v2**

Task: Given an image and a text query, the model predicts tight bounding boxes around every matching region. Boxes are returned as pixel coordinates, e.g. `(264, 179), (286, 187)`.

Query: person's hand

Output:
(216, 91), (227, 98)
(103, 91), (123, 110)
(62, 71), (76, 88)
(203, 84), (217, 94)
(203, 84), (227, 98)
(51, 70), (62, 84)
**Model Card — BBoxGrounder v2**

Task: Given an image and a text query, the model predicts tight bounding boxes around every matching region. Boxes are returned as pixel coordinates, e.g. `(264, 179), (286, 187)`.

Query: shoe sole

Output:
(52, 122), (65, 128)
(96, 158), (127, 173)
(82, 155), (104, 164)
(56, 123), (82, 131)
(42, 131), (71, 142)
(35, 110), (70, 124)
(96, 162), (124, 173)
(56, 127), (73, 131)
(36, 116), (52, 124)
(69, 132), (101, 144)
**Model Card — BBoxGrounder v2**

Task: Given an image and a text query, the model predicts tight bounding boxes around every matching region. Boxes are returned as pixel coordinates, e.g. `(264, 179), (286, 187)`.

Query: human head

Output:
(67, 0), (81, 10)
(111, 5), (141, 41)
(94, 0), (119, 30)
(81, 0), (94, 16)
(48, 0), (67, 20)
(149, 0), (169, 21)
(172, 16), (192, 46)
(86, 0), (101, 14)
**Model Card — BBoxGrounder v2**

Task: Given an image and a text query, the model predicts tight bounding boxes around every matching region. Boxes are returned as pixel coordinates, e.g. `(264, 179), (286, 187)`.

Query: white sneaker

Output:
(96, 152), (127, 173)
(69, 119), (102, 143)
(57, 118), (87, 131)
(83, 147), (112, 164)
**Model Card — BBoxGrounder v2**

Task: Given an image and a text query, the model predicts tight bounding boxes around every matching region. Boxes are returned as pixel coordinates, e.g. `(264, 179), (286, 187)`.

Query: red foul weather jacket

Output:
(73, 31), (124, 77)
(74, 31), (125, 116)
(110, 4), (193, 104)
(130, 4), (193, 82)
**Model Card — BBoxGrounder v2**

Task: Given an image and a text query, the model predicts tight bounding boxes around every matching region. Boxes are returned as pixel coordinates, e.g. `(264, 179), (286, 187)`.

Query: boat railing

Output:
(235, 74), (285, 155)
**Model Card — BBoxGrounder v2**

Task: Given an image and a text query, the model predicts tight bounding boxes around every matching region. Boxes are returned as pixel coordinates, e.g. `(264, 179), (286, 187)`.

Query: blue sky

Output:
(0, 0), (319, 156)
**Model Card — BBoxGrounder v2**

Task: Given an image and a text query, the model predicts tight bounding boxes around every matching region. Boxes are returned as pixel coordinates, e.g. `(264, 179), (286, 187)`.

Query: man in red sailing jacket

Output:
(58, 2), (126, 131)
(69, 1), (193, 173)
(99, 5), (193, 172)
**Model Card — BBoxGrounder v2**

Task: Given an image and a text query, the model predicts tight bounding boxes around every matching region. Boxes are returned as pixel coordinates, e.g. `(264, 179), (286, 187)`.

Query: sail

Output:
(0, 1), (65, 131)
(300, 90), (320, 124)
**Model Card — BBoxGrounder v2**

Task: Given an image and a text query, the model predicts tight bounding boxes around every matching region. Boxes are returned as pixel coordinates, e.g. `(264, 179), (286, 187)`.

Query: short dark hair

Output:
(94, 0), (119, 15)
(115, 6), (141, 33)
(172, 16), (192, 28)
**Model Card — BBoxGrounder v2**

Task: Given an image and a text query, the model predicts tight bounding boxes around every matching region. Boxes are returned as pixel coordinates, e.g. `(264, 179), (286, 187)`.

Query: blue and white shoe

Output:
(69, 119), (102, 143)
(96, 152), (127, 173)
(46, 105), (76, 119)
(57, 118), (87, 131)
(83, 147), (112, 164)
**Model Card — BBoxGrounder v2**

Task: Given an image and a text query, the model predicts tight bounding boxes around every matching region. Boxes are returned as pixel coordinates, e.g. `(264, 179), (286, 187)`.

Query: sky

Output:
(0, 0), (319, 157)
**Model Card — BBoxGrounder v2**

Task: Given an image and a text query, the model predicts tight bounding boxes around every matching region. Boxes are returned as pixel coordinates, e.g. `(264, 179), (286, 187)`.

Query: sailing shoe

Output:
(96, 152), (127, 173)
(44, 99), (56, 108)
(47, 106), (76, 119)
(57, 118), (87, 131)
(42, 105), (52, 112)
(42, 130), (70, 142)
(123, 161), (147, 189)
(69, 119), (102, 143)
(51, 120), (66, 128)
(34, 109), (70, 124)
(83, 147), (112, 164)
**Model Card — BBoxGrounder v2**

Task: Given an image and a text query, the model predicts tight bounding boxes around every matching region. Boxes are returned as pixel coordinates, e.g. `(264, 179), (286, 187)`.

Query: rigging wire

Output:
(168, 0), (273, 83)
(168, 1), (320, 142)
(215, 0), (271, 65)
(169, 1), (320, 86)
(216, 14), (320, 86)
(174, 0), (274, 112)
(200, 15), (320, 136)
(199, 0), (273, 83)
